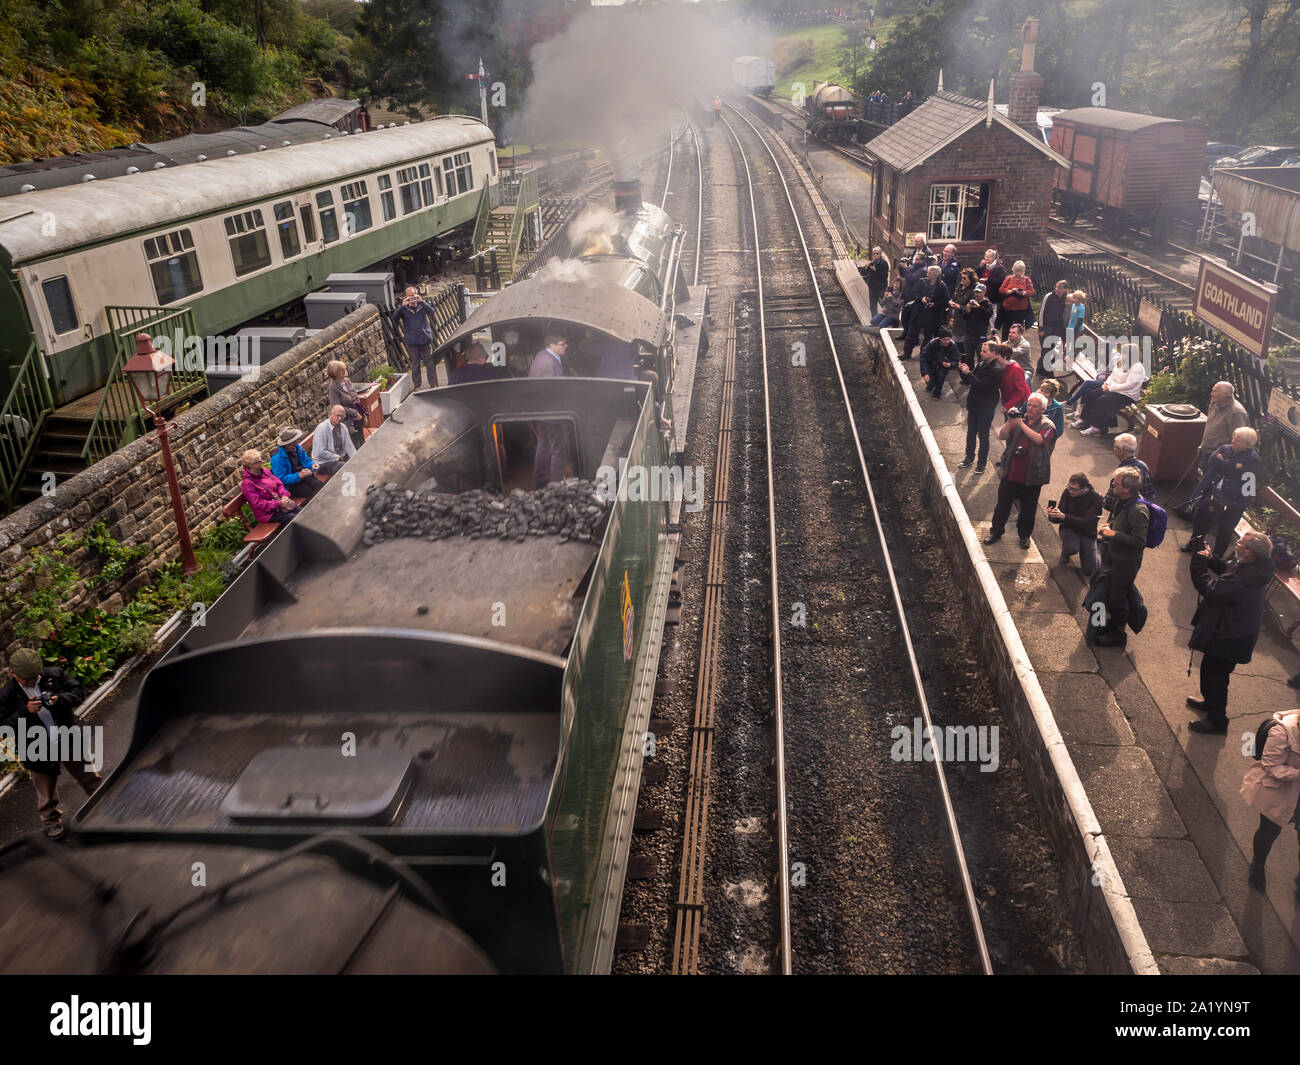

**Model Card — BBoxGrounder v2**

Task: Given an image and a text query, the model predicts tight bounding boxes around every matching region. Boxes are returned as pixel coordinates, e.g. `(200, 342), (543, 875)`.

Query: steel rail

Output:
(716, 108), (793, 975)
(725, 100), (995, 976)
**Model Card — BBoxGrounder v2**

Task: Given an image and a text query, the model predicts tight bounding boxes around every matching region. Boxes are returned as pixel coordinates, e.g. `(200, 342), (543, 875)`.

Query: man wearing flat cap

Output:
(270, 426), (322, 502)
(0, 648), (99, 839)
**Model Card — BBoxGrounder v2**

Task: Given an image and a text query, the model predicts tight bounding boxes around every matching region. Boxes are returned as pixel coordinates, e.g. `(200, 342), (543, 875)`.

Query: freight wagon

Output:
(1050, 107), (1208, 242)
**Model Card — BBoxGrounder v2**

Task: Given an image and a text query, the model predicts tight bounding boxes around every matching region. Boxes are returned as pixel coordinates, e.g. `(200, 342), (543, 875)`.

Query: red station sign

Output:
(1194, 258), (1276, 358)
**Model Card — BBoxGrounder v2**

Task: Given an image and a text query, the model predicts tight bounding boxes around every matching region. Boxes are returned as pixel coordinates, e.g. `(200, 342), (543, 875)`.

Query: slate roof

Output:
(865, 91), (1070, 173)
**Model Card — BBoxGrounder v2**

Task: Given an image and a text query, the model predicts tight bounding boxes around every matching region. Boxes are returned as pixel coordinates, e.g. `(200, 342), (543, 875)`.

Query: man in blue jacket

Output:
(271, 426), (322, 501)
(1185, 426), (1261, 557)
(392, 287), (440, 389)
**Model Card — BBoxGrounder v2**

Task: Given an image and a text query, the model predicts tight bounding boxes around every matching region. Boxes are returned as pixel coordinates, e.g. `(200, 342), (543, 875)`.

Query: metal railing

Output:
(84, 306), (207, 465)
(1032, 252), (1300, 494)
(0, 339), (55, 507)
(506, 169), (540, 274)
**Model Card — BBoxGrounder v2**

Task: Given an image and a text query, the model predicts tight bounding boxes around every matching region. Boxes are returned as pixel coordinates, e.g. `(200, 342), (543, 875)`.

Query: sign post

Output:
(1194, 258), (1276, 358)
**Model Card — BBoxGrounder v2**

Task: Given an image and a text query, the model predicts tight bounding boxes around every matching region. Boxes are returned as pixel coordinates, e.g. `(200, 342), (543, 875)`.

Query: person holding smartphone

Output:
(1047, 473), (1103, 574)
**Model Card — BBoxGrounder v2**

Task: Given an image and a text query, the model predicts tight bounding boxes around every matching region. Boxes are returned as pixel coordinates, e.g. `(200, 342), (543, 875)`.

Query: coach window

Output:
(443, 151), (474, 195)
(418, 163), (436, 206)
(396, 166), (422, 214)
(143, 228), (203, 305)
(341, 180), (373, 234)
(225, 209), (273, 276)
(317, 190), (340, 244)
(41, 276), (78, 334)
(927, 183), (989, 243)
(299, 204), (317, 246)
(377, 174), (396, 221)
(274, 202), (301, 259)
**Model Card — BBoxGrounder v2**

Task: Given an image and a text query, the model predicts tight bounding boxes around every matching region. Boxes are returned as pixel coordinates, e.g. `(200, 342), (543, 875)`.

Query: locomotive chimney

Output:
(614, 178), (643, 214)
(1008, 16), (1044, 137)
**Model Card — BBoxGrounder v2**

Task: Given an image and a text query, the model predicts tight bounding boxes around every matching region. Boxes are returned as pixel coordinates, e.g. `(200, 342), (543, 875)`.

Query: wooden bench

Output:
(220, 431), (331, 557)
(1062, 351), (1143, 434)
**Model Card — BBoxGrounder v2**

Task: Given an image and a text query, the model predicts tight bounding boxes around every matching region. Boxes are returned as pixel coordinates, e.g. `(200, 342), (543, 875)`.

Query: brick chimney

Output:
(1008, 16), (1044, 137)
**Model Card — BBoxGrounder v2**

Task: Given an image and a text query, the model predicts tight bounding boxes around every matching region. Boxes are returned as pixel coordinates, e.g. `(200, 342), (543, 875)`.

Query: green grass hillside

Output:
(771, 17), (902, 103)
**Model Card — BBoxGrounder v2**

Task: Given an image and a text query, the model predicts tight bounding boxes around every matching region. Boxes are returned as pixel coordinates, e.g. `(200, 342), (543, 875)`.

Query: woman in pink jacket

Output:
(1242, 709), (1300, 891)
(239, 449), (301, 525)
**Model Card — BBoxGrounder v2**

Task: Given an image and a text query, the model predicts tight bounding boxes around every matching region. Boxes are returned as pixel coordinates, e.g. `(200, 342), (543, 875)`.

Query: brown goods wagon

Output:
(1049, 107), (1209, 240)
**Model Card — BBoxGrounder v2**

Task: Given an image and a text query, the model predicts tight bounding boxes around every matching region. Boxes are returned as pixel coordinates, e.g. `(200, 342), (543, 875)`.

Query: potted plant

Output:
(369, 363), (413, 416)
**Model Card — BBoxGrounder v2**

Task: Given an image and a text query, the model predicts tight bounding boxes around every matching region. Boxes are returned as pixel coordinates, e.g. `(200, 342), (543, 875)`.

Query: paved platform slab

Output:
(886, 333), (1300, 973)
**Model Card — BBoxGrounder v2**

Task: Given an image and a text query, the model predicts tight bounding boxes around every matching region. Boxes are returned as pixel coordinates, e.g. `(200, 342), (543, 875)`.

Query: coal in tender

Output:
(363, 478), (612, 547)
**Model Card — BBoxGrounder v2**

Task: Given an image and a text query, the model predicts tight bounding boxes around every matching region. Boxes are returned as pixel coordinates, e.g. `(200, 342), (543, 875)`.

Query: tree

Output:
(1222, 0), (1300, 135)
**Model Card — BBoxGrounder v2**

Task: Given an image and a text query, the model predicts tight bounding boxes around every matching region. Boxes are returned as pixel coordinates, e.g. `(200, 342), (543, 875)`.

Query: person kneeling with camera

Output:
(984, 393), (1056, 550)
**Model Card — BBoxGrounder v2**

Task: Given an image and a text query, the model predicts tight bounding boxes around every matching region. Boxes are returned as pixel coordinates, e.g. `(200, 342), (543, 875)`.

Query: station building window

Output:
(341, 180), (373, 234)
(224, 209), (272, 276)
(273, 202), (301, 260)
(397, 166), (422, 214)
(928, 183), (989, 242)
(143, 228), (203, 305)
(41, 276), (78, 334)
(317, 190), (340, 244)
(377, 174), (396, 222)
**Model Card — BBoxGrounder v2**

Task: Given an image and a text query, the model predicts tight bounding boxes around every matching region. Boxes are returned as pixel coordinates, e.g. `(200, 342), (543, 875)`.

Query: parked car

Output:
(1205, 142), (1243, 174)
(1212, 144), (1300, 171)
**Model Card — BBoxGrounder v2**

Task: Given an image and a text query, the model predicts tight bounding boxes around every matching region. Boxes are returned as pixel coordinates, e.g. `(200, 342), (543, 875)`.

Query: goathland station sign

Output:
(1194, 258), (1277, 358)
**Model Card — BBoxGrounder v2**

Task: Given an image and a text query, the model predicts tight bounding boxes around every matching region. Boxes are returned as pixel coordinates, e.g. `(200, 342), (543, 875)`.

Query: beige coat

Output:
(1241, 711), (1300, 826)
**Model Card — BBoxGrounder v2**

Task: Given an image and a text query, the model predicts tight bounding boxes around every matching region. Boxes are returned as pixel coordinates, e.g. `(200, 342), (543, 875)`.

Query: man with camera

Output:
(984, 392), (1056, 549)
(391, 286), (440, 389)
(0, 648), (100, 839)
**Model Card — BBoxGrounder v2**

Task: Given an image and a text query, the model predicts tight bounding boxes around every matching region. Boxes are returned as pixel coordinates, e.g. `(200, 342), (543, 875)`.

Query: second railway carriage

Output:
(733, 56), (777, 97)
(0, 116), (498, 404)
(1049, 107), (1209, 241)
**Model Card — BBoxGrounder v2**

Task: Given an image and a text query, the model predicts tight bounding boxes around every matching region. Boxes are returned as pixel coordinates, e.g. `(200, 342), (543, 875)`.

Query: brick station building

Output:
(864, 18), (1069, 265)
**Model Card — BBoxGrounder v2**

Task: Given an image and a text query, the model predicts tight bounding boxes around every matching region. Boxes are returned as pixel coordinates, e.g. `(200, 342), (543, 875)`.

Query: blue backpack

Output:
(1137, 497), (1167, 548)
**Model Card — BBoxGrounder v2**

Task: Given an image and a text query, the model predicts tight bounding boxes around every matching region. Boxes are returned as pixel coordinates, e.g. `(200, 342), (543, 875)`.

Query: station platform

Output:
(894, 332), (1300, 974)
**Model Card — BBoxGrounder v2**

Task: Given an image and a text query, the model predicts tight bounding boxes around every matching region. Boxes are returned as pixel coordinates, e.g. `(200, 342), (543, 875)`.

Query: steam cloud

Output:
(509, 6), (759, 178)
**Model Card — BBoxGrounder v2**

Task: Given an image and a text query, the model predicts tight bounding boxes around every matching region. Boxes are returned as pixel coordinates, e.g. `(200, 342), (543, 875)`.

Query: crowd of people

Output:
(864, 239), (1300, 896)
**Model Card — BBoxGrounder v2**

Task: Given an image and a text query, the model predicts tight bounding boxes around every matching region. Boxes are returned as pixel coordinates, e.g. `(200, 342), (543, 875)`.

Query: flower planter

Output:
(379, 372), (413, 416)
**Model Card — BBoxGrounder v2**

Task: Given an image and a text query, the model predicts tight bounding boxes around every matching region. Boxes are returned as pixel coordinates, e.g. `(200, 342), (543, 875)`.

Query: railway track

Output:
(719, 101), (993, 974)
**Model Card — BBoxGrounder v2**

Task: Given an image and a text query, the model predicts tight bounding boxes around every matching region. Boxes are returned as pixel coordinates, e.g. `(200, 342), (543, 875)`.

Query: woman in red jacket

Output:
(998, 260), (1036, 340)
(239, 449), (301, 525)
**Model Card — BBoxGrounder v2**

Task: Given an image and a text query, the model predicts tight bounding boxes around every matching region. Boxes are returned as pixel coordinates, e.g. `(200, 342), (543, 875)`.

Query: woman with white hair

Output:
(239, 449), (301, 525)
(1186, 425), (1261, 556)
(997, 260), (1035, 339)
(1073, 342), (1148, 436)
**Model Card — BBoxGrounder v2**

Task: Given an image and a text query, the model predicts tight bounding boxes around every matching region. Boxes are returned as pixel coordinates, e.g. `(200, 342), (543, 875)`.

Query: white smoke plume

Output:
(509, 5), (758, 177)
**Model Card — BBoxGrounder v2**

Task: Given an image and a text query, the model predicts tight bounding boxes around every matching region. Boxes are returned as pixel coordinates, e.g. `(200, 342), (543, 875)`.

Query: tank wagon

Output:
(733, 56), (777, 97)
(804, 82), (864, 141)
(1050, 106), (1208, 242)
(0, 115), (498, 404)
(0, 184), (703, 975)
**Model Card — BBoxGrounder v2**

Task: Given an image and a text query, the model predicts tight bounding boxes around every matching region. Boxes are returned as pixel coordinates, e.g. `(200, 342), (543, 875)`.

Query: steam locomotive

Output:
(0, 182), (707, 974)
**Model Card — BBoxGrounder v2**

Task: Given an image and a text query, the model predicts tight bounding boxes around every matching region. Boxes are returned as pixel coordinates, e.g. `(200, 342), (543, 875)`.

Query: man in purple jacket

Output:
(528, 334), (570, 488)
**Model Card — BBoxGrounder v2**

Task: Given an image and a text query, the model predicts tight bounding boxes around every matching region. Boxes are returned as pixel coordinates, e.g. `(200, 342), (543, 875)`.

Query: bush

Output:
(368, 363), (396, 390)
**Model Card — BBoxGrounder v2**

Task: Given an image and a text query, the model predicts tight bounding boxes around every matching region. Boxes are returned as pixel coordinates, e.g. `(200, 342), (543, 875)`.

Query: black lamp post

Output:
(124, 332), (197, 574)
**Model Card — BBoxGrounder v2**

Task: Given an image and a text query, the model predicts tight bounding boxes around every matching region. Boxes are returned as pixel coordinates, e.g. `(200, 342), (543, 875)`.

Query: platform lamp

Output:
(124, 332), (197, 574)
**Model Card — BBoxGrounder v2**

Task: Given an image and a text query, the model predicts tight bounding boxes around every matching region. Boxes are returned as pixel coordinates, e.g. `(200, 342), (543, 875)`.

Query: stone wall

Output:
(0, 305), (386, 657)
(866, 327), (1159, 975)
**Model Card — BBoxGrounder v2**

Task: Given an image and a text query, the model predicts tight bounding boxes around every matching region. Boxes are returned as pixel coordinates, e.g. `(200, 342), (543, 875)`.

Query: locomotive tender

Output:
(0, 183), (705, 975)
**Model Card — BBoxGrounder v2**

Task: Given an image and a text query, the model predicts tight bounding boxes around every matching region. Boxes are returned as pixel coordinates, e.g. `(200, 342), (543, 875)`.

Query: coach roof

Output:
(0, 116), (492, 265)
